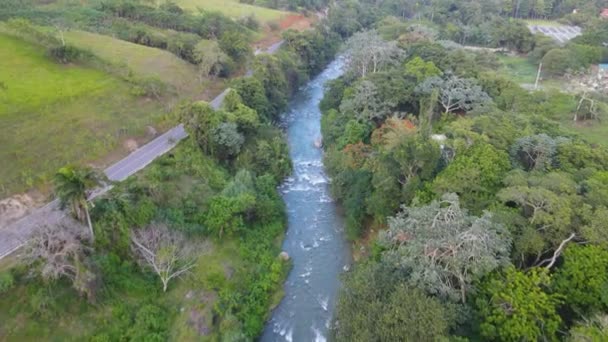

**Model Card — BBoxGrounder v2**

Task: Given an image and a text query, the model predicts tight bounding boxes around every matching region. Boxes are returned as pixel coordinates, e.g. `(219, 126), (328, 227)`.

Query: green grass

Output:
(0, 33), (166, 197)
(64, 30), (202, 94)
(174, 0), (288, 22)
(498, 54), (539, 84)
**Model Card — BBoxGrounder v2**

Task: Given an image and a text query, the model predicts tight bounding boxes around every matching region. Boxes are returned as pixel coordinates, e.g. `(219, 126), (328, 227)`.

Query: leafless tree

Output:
(130, 223), (198, 292)
(22, 221), (98, 302)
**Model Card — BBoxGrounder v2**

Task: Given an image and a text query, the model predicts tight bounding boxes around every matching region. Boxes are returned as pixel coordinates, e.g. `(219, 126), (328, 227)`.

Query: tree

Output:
(552, 245), (608, 314)
(403, 56), (442, 83)
(219, 31), (251, 62)
(23, 222), (98, 302)
(475, 266), (562, 342)
(380, 193), (511, 303)
(212, 122), (244, 158)
(231, 77), (271, 121)
(179, 101), (224, 155)
(130, 223), (199, 292)
(430, 143), (511, 212)
(193, 39), (229, 81)
(510, 134), (569, 171)
(345, 30), (404, 78)
(498, 171), (577, 263)
(339, 80), (393, 122)
(204, 194), (255, 238)
(54, 165), (105, 242)
(333, 263), (451, 341)
(417, 74), (492, 115)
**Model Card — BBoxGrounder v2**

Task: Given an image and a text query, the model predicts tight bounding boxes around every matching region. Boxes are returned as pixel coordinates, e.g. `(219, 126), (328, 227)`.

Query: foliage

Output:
(552, 245), (608, 314)
(510, 134), (569, 171)
(475, 266), (562, 342)
(0, 271), (15, 294)
(417, 74), (492, 115)
(333, 262), (451, 341)
(428, 143), (511, 212)
(54, 165), (105, 241)
(381, 193), (511, 303)
(127, 305), (169, 342)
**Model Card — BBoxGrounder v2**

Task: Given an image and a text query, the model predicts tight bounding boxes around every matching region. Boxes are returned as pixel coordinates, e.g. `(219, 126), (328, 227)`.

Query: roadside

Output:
(0, 12), (315, 230)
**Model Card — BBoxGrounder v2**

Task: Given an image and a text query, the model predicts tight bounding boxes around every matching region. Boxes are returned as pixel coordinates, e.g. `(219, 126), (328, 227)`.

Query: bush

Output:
(0, 271), (15, 293)
(48, 44), (87, 64)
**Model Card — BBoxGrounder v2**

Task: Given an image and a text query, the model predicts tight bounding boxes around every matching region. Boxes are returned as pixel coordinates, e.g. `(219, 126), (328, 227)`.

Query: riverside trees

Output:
(329, 15), (608, 341)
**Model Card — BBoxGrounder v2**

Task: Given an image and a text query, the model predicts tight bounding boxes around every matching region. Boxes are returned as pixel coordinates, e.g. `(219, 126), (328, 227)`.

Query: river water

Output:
(260, 57), (350, 342)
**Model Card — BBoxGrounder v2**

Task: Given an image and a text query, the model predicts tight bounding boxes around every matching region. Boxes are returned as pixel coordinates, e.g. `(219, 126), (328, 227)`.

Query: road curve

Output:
(0, 41), (286, 259)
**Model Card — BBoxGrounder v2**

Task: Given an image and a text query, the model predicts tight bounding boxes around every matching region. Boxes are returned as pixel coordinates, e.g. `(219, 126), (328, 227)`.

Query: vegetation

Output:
(327, 2), (608, 340)
(4, 0), (608, 341)
(0, 3), (348, 339)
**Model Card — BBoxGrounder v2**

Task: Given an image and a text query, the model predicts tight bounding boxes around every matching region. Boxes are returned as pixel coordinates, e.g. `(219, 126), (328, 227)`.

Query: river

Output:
(260, 57), (350, 342)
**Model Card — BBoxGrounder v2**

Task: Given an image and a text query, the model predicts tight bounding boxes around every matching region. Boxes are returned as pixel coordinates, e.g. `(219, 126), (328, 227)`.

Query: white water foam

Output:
(313, 327), (327, 342)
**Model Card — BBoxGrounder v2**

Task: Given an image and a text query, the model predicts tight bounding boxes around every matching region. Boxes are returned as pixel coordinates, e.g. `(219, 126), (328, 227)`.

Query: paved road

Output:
(0, 41), (287, 259)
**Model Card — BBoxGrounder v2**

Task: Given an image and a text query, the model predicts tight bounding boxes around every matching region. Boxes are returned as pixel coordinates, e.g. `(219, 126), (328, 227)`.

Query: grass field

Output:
(64, 30), (202, 94)
(498, 54), (539, 84)
(174, 0), (288, 22)
(0, 34), (166, 197)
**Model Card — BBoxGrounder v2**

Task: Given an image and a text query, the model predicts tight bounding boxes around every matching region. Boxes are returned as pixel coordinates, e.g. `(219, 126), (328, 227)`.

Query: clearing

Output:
(173, 0), (288, 23)
(0, 34), (166, 198)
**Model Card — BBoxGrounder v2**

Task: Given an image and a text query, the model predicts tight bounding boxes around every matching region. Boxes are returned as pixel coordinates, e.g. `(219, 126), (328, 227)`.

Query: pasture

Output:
(64, 30), (202, 94)
(0, 34), (165, 197)
(173, 0), (288, 22)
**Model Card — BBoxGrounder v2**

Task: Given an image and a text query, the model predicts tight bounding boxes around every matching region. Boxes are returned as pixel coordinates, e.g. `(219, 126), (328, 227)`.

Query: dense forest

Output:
(324, 2), (608, 341)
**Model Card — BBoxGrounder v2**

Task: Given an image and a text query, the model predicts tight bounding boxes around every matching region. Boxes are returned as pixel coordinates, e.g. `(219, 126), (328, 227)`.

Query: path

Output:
(0, 42), (283, 260)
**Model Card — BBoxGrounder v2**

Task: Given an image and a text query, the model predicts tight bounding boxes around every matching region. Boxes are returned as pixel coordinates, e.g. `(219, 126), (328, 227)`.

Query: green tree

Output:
(180, 101), (224, 155)
(553, 245), (608, 314)
(204, 194), (255, 238)
(219, 31), (251, 62)
(430, 143), (510, 212)
(475, 266), (562, 342)
(333, 263), (450, 341)
(232, 77), (271, 120)
(212, 122), (245, 158)
(403, 56), (442, 82)
(54, 165), (105, 241)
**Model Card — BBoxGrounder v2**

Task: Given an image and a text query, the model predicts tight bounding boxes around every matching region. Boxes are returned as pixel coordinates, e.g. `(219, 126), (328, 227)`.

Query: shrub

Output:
(0, 271), (15, 293)
(49, 44), (87, 64)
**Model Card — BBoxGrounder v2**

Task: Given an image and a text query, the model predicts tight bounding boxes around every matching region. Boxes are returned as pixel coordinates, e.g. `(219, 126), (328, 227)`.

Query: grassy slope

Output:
(0, 34), (165, 197)
(174, 0), (287, 22)
(64, 30), (202, 94)
(497, 54), (608, 146)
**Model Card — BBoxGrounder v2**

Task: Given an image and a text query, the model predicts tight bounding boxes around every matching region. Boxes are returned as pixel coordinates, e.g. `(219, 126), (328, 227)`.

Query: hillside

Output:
(173, 0), (287, 22)
(0, 33), (166, 198)
(64, 30), (202, 94)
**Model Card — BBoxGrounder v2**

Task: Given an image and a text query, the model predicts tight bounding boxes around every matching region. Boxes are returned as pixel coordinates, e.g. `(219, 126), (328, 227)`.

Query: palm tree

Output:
(54, 165), (105, 242)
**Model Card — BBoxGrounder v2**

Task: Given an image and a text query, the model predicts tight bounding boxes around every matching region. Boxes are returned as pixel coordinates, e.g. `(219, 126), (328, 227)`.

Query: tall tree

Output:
(130, 223), (200, 292)
(475, 266), (562, 342)
(380, 193), (511, 303)
(54, 165), (105, 242)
